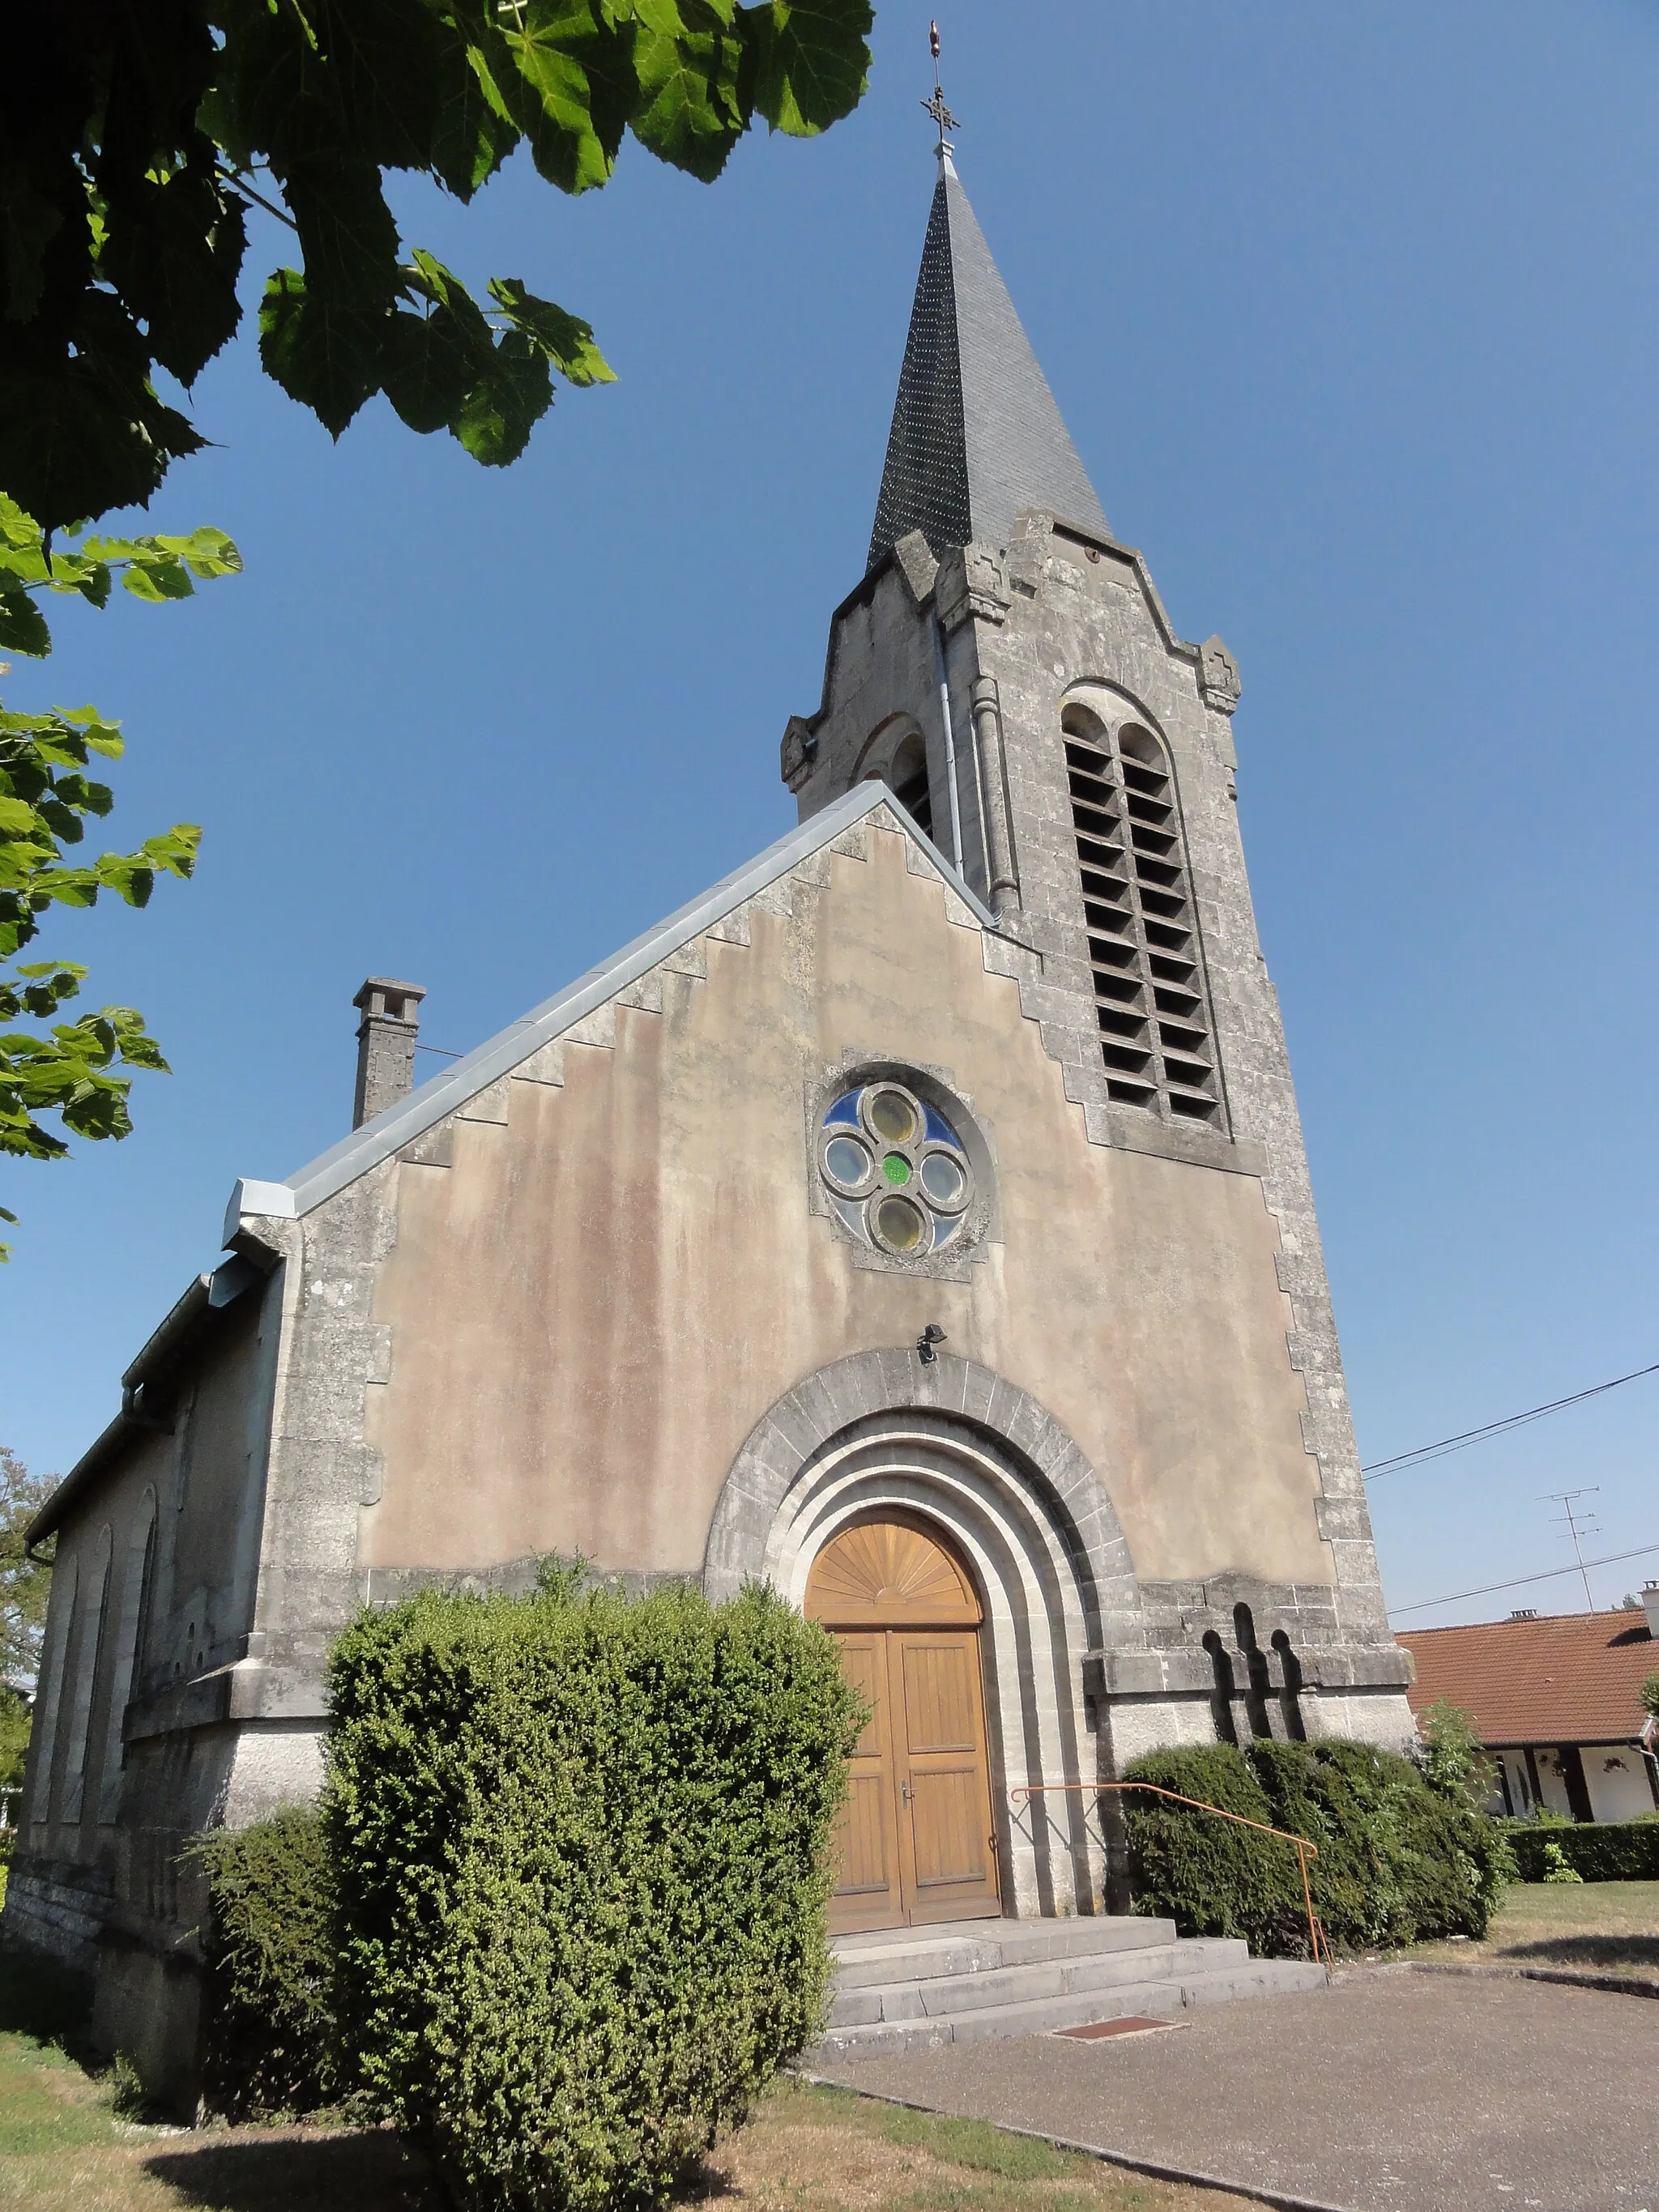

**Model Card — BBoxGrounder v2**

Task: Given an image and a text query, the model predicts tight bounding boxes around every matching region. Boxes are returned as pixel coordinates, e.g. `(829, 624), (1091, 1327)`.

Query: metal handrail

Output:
(1009, 1779), (1331, 1968)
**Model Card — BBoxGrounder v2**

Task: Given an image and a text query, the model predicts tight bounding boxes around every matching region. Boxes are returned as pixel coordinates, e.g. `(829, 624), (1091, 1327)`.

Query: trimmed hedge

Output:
(1114, 1744), (1311, 1958)
(1124, 1739), (1512, 1956)
(326, 1575), (861, 2212)
(1501, 1815), (1659, 1882)
(190, 1804), (342, 2120)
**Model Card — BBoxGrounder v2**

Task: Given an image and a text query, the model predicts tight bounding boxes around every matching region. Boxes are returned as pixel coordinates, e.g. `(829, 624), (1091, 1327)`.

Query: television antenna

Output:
(1542, 1489), (1602, 1611)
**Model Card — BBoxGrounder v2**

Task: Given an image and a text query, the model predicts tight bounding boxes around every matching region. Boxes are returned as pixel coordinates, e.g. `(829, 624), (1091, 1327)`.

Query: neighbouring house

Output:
(7, 139), (1414, 2095)
(1399, 1587), (1659, 1822)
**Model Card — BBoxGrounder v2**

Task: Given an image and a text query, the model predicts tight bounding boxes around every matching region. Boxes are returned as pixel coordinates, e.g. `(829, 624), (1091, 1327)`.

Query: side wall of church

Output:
(3, 1281), (286, 2106)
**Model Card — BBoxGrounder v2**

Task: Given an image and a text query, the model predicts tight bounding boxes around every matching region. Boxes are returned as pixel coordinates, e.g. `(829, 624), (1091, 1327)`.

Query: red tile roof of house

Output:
(1397, 1611), (1657, 1746)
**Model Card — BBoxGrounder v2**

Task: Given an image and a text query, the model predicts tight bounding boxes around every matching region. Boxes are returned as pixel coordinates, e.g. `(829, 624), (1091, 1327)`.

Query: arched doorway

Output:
(806, 1511), (1002, 1933)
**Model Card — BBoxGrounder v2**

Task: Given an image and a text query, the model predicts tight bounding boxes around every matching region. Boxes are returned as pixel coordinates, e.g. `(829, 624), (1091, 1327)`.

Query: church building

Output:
(7, 143), (1412, 2086)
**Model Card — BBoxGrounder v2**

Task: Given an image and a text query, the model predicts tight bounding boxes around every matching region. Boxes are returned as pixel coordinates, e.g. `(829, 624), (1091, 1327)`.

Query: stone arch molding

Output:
(1059, 678), (1171, 752)
(705, 1351), (1145, 1916)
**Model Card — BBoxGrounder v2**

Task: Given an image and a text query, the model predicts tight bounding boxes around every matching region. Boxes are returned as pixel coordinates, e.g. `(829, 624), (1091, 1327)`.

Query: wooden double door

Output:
(807, 1513), (1001, 1933)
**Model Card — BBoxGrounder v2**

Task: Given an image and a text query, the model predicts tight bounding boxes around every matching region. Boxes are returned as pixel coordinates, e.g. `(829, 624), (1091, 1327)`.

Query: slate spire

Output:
(868, 148), (1110, 572)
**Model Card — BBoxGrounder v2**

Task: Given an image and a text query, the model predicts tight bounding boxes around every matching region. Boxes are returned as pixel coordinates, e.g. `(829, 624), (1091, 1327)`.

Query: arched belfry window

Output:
(885, 731), (934, 842)
(1062, 700), (1219, 1123)
(856, 720), (935, 846)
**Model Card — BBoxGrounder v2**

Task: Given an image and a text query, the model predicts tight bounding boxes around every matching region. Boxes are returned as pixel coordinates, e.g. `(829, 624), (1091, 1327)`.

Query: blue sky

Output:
(6, 2), (1658, 1630)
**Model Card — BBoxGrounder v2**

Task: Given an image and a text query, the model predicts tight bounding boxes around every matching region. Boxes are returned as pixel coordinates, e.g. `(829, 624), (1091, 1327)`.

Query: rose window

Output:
(818, 1081), (974, 1256)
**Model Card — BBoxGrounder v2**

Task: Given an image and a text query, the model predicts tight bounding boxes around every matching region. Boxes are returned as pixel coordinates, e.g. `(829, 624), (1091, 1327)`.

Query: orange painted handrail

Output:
(1009, 1779), (1331, 1968)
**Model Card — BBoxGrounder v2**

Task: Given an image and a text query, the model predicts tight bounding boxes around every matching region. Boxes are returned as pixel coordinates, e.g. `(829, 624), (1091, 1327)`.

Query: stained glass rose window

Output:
(818, 1080), (974, 1256)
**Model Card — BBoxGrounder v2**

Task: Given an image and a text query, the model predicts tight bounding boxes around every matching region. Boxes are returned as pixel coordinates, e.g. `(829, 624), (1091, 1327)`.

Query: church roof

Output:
(868, 148), (1109, 570)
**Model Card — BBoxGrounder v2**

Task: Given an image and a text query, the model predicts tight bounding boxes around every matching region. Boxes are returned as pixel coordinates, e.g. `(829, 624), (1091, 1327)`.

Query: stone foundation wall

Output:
(1, 1855), (111, 1972)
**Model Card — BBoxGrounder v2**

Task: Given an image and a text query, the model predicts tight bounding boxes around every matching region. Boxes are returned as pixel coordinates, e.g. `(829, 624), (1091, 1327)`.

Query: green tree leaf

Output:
(487, 279), (616, 385)
(742, 0), (872, 137)
(480, 0), (631, 196)
(0, 590), (52, 658)
(379, 308), (479, 434)
(0, 1444), (55, 1695)
(45, 553), (115, 610)
(405, 250), (497, 352)
(629, 8), (745, 181)
(431, 49), (521, 197)
(98, 161), (249, 386)
(258, 269), (385, 437)
(0, 288), (211, 531)
(453, 330), (553, 466)
(282, 158), (403, 311)
(120, 557), (196, 605)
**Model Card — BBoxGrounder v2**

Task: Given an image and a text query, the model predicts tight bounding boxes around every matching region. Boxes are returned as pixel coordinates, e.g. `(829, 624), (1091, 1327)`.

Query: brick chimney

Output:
(352, 978), (426, 1128)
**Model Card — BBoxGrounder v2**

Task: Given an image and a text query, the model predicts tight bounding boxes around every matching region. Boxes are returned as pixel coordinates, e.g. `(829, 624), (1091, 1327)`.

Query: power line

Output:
(1388, 1539), (1659, 1619)
(1362, 1357), (1659, 1481)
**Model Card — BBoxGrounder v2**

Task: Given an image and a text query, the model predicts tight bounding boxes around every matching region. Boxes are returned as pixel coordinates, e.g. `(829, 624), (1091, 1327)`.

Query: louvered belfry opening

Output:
(1063, 705), (1219, 1123)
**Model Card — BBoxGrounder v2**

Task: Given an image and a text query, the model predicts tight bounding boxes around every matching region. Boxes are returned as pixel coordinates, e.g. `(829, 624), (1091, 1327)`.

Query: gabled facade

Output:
(7, 147), (1411, 2101)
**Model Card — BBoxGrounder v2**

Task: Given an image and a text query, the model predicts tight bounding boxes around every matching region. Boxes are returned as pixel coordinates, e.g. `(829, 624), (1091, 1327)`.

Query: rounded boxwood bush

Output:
(325, 1574), (861, 2212)
(1115, 1743), (1310, 1956)
(1124, 1737), (1512, 1956)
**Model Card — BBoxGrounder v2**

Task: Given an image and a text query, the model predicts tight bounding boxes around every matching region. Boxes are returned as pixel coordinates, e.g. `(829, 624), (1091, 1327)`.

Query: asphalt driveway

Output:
(811, 1966), (1659, 2212)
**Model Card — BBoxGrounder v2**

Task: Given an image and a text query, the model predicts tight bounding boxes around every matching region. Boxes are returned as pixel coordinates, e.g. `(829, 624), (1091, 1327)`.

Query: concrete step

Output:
(830, 1935), (1267, 2028)
(830, 1941), (1180, 2027)
(832, 1914), (1179, 1991)
(812, 1954), (1327, 2061)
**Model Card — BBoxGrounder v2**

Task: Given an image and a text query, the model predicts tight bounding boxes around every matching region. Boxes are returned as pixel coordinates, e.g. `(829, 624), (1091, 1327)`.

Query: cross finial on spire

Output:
(921, 20), (958, 151)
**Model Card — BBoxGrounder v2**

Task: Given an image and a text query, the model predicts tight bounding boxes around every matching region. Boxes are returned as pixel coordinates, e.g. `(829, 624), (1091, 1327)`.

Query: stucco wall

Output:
(361, 820), (1327, 1589)
(1583, 1746), (1657, 1823)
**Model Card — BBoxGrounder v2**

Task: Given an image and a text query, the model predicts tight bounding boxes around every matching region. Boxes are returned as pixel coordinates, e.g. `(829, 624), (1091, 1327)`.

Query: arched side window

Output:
(1062, 701), (1219, 1124)
(97, 1490), (158, 1824)
(25, 1552), (77, 1831)
(60, 1524), (112, 1825)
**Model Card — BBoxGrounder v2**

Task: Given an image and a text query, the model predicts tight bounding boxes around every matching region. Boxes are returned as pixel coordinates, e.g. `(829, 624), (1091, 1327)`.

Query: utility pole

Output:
(1542, 1490), (1602, 1611)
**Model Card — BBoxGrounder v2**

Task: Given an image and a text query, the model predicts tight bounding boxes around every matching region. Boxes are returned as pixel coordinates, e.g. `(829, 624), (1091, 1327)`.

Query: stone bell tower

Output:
(783, 141), (1410, 1726)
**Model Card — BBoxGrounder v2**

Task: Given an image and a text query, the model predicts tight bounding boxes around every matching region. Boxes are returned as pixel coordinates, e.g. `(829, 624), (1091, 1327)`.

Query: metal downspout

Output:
(932, 614), (964, 870)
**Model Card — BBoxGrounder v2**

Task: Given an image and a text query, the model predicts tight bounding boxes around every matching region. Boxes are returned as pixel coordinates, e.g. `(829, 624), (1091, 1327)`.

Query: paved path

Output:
(812, 1966), (1659, 2212)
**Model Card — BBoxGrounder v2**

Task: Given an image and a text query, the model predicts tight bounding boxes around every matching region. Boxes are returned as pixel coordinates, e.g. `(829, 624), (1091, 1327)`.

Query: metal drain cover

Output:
(1052, 2015), (1180, 2040)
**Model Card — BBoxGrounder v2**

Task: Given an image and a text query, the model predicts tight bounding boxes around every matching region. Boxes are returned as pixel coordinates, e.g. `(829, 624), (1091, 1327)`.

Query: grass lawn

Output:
(694, 2078), (1255, 2210)
(0, 1946), (1247, 2212)
(1404, 1877), (1659, 1983)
